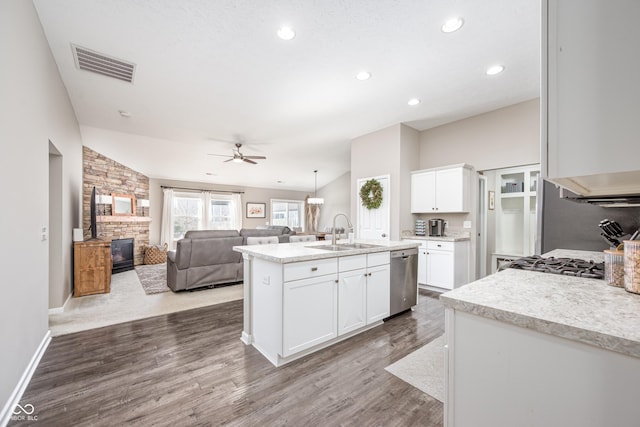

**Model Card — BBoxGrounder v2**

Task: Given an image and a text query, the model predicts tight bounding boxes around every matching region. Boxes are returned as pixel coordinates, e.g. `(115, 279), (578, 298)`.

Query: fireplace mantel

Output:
(97, 215), (152, 223)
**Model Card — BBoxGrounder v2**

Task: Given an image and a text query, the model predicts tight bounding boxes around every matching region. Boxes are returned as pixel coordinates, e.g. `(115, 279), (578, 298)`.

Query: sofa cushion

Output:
(189, 236), (243, 267)
(184, 230), (240, 239)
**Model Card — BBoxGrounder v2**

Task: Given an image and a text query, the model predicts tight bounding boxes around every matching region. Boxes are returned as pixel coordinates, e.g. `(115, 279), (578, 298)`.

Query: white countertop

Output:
(440, 249), (640, 358)
(233, 239), (419, 263)
(403, 234), (471, 242)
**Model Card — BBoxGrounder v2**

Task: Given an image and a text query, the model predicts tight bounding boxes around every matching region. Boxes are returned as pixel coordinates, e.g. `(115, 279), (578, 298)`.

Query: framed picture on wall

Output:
(246, 202), (266, 218)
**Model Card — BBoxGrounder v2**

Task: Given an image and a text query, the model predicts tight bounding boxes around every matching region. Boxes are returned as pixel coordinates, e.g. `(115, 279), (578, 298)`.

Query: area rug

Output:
(385, 335), (445, 402)
(135, 263), (170, 295)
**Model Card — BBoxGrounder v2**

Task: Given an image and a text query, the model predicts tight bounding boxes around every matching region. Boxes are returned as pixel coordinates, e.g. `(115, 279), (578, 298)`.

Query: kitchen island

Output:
(440, 249), (640, 427)
(234, 240), (419, 367)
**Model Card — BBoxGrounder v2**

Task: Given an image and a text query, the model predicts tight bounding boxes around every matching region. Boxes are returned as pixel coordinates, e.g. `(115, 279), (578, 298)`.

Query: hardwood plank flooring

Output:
(10, 290), (444, 426)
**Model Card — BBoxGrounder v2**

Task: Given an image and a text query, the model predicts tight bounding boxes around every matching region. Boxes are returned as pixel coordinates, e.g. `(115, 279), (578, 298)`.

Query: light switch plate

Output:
(463, 221), (472, 229)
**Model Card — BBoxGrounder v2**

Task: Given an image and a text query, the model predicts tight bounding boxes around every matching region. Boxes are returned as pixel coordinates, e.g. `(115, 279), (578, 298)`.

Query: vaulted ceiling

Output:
(33, 0), (540, 191)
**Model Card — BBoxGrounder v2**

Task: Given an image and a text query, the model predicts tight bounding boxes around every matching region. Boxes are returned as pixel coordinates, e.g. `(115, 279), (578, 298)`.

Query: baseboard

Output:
(0, 331), (51, 427)
(48, 292), (71, 315)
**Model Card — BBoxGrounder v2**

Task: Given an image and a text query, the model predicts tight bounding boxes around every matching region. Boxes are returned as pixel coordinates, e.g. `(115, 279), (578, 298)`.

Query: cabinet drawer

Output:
(367, 251), (390, 267)
(284, 258), (338, 282)
(339, 255), (367, 272)
(427, 241), (454, 251)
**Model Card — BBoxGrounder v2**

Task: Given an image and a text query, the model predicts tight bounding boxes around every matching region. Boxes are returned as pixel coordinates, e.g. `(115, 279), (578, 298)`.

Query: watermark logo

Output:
(11, 403), (38, 421)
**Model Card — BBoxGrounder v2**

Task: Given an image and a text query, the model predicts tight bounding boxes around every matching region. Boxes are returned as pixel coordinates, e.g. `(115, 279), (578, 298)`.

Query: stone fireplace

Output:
(82, 146), (150, 266)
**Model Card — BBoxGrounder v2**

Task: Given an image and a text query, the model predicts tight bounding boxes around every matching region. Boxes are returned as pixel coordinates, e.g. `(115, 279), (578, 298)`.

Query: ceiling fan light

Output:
(232, 157), (243, 163)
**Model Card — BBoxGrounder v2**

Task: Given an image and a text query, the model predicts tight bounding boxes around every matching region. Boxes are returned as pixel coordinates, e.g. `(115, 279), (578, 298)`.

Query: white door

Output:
(338, 269), (367, 335)
(357, 175), (390, 240)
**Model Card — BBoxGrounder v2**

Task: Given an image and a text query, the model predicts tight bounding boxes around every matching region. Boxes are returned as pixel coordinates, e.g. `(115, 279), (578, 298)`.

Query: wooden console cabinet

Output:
(74, 240), (112, 297)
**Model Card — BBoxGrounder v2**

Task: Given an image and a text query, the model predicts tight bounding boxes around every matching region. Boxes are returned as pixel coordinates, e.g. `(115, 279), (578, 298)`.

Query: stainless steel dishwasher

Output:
(389, 248), (418, 316)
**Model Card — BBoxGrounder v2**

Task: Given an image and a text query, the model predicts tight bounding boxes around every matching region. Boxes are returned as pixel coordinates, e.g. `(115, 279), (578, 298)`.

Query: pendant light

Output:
(308, 170), (324, 205)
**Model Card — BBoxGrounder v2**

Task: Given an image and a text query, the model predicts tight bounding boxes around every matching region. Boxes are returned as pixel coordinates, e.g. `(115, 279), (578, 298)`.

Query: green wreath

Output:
(360, 179), (383, 210)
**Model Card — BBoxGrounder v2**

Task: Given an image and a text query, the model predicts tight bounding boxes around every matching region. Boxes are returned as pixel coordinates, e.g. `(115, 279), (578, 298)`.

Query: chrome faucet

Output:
(331, 213), (353, 246)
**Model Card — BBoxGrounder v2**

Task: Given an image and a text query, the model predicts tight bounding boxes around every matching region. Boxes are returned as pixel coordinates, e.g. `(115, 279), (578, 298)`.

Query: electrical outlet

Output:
(463, 221), (472, 229)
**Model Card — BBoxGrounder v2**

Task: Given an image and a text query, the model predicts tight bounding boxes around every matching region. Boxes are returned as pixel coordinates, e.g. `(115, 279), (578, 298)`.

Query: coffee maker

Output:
(429, 219), (445, 236)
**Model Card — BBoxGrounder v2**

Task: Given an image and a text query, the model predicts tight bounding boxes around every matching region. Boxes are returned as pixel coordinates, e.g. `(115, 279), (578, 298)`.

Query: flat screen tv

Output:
(90, 186), (97, 239)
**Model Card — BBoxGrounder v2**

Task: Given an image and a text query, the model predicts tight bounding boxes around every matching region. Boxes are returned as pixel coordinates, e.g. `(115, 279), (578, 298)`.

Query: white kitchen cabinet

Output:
(366, 263), (390, 323)
(248, 249), (393, 366)
(411, 164), (472, 213)
(411, 170), (436, 213)
(283, 274), (338, 357)
(544, 0), (640, 196)
(418, 247), (427, 285)
(338, 253), (390, 331)
(425, 240), (470, 291)
(337, 268), (367, 335)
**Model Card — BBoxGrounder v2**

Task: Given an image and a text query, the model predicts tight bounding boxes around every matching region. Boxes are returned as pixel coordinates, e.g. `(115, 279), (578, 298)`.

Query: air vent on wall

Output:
(71, 44), (136, 83)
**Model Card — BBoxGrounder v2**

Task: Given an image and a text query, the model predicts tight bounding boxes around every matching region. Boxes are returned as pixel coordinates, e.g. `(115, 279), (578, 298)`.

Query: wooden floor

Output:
(11, 290), (444, 426)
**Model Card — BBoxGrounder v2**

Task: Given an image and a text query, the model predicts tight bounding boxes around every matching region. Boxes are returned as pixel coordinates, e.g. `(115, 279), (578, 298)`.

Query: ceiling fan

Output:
(208, 143), (266, 165)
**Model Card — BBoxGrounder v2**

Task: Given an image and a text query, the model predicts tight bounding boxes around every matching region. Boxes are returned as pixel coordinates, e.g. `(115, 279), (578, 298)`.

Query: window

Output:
(167, 191), (242, 248)
(271, 199), (304, 230)
(172, 193), (203, 241)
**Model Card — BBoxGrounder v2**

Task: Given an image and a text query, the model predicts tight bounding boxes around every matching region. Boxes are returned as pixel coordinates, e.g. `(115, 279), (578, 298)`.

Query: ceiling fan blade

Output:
(243, 158), (257, 164)
(208, 153), (232, 157)
(223, 158), (234, 163)
(242, 155), (266, 160)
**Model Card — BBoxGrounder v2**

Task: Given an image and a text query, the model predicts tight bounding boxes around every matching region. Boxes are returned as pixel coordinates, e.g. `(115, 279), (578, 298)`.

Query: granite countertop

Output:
(440, 249), (640, 358)
(403, 234), (471, 242)
(233, 240), (419, 264)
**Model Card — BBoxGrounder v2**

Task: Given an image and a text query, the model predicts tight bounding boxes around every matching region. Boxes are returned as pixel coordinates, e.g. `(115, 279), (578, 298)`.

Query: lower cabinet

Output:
(338, 254), (391, 334)
(337, 268), (367, 335)
(366, 264), (391, 323)
(255, 251), (392, 365)
(74, 240), (112, 297)
(426, 240), (470, 290)
(283, 274), (338, 357)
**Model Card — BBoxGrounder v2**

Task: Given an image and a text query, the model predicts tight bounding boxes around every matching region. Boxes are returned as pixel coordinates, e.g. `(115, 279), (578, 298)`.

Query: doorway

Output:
(49, 141), (63, 310)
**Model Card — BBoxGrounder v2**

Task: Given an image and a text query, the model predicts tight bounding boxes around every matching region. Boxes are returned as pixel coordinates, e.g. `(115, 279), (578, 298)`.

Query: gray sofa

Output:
(167, 227), (295, 291)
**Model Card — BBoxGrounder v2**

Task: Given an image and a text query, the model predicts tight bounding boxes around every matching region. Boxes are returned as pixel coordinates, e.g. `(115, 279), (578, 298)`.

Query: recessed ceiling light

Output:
(408, 98), (421, 106)
(486, 65), (505, 76)
(441, 17), (464, 33)
(356, 71), (371, 81)
(277, 27), (295, 40)
(118, 110), (131, 118)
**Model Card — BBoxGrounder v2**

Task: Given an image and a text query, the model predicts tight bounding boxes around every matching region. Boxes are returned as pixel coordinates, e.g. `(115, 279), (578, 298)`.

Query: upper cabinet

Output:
(544, 0), (640, 196)
(411, 164), (472, 213)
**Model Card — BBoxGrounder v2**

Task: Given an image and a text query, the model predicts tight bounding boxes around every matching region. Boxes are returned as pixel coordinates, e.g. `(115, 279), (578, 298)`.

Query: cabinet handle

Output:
(335, 279), (339, 283)
(437, 244), (442, 247)
(311, 267), (318, 272)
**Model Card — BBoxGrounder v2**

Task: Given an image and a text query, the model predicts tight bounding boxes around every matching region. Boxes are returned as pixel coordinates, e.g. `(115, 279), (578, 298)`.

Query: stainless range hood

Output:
(550, 170), (640, 208)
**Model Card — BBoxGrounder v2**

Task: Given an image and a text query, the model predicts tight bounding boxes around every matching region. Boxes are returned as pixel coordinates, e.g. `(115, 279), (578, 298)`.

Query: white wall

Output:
(399, 125), (420, 236)
(316, 172), (351, 232)
(419, 99), (540, 171)
(148, 178), (310, 244)
(0, 0), (83, 417)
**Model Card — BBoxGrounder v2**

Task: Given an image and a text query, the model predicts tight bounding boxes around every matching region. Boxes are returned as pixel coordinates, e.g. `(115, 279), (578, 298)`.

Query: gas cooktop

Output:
(504, 255), (604, 279)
